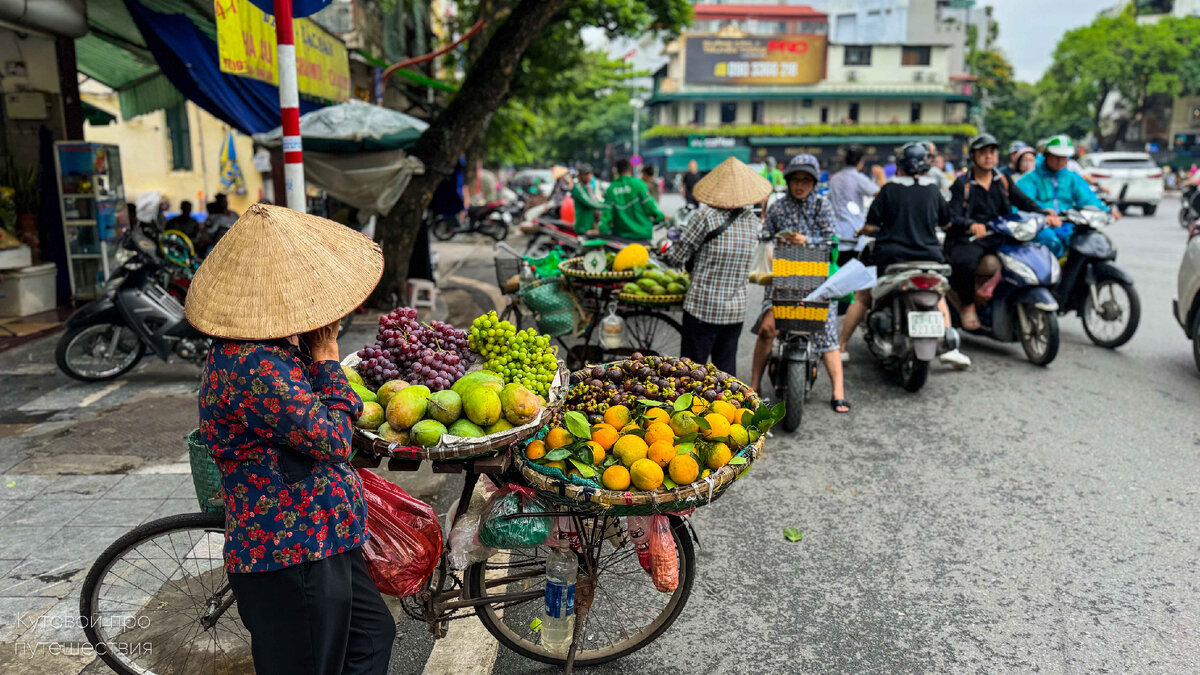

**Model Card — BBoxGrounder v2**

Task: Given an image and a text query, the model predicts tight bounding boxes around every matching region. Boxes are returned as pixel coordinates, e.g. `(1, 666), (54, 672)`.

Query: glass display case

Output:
(54, 142), (126, 299)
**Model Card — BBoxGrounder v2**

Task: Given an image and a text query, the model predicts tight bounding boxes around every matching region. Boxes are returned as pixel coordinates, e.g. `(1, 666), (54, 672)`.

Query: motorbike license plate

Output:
(907, 311), (945, 338)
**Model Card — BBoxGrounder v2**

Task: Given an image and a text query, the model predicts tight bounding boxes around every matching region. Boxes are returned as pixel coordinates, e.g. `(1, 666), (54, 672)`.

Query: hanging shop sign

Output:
(684, 35), (826, 86)
(216, 0), (351, 101)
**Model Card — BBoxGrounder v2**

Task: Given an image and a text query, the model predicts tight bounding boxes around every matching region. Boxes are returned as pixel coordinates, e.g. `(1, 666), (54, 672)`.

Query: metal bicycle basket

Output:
(771, 243), (831, 333)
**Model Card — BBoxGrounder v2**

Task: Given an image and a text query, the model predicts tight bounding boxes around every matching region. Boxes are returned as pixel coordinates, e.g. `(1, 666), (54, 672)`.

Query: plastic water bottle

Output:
(541, 544), (577, 655)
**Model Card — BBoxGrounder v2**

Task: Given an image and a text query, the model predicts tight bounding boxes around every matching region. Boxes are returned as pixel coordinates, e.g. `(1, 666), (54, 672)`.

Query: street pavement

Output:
(0, 195), (1196, 674)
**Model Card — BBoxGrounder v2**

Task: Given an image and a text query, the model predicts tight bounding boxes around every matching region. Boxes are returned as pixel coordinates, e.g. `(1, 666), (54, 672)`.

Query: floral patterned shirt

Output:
(199, 340), (367, 573)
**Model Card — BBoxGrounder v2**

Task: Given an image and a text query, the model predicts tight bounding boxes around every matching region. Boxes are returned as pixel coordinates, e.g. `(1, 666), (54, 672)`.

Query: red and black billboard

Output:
(684, 35), (826, 85)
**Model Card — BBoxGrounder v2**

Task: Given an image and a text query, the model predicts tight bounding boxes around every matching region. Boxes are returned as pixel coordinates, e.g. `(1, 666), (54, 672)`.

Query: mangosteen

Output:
(607, 369), (623, 383)
(588, 414), (603, 425)
(633, 384), (646, 396)
(639, 366), (653, 379)
(632, 352), (644, 361)
(591, 366), (605, 379)
(703, 390), (718, 402)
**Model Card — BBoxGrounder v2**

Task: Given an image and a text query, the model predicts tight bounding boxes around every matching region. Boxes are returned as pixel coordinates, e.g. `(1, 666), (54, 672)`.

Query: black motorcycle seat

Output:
(884, 261), (951, 275)
(467, 205), (492, 218)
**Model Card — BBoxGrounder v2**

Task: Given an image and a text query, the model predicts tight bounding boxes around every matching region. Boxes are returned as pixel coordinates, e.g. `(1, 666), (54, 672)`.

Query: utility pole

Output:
(274, 0), (306, 212)
(630, 98), (644, 160)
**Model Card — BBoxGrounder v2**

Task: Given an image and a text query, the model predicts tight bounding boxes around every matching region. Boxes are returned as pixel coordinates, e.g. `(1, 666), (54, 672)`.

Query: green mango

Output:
(636, 278), (658, 292)
(647, 283), (667, 295)
(666, 282), (686, 295)
(350, 382), (377, 403)
(622, 282), (642, 295)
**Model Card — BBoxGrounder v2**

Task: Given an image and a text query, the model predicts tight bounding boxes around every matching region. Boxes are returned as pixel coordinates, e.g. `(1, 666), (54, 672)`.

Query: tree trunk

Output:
(372, 0), (567, 306)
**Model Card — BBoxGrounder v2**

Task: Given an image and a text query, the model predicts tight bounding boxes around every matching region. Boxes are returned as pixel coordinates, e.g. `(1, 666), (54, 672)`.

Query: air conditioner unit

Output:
(913, 71), (924, 83)
(847, 70), (858, 82)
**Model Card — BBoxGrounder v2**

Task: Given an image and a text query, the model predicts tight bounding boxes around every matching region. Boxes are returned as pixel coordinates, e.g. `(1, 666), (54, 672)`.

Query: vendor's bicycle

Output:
(79, 455), (696, 675)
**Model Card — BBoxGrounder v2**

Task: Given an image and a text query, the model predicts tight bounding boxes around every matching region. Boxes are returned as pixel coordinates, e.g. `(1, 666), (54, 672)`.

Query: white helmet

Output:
(1044, 135), (1076, 158)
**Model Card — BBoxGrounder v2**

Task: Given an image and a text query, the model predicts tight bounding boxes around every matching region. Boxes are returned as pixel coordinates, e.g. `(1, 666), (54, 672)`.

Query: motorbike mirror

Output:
(845, 202), (861, 216)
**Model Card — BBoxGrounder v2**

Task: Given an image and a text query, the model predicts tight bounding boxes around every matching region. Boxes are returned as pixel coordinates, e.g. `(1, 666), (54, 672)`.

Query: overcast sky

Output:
(984, 0), (1119, 82)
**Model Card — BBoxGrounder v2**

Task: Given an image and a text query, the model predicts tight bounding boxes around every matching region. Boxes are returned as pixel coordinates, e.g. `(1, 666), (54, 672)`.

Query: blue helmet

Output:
(783, 153), (820, 180)
(897, 142), (931, 176)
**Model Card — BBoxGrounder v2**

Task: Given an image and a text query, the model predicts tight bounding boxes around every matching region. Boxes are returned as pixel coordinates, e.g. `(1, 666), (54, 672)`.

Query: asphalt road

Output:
(4, 195), (1196, 674)
(452, 196), (1200, 674)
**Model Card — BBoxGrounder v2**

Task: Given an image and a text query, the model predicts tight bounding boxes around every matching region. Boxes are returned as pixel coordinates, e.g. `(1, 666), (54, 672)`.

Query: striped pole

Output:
(274, 0), (306, 212)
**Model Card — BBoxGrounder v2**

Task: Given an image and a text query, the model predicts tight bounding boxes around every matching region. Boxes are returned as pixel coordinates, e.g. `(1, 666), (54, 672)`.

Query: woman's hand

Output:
(781, 232), (806, 244)
(969, 223), (989, 239)
(302, 319), (341, 363)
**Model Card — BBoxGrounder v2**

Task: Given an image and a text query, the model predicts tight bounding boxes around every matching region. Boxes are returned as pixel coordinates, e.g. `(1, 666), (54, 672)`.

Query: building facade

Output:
(643, 3), (974, 174)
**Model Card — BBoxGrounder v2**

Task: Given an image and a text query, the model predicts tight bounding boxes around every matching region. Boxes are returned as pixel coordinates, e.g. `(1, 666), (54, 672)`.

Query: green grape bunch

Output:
(471, 320), (559, 397)
(469, 311), (516, 360)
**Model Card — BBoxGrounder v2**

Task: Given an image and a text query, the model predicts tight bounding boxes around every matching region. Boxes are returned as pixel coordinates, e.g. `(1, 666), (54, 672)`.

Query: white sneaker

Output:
(939, 348), (971, 370)
(840, 350), (850, 363)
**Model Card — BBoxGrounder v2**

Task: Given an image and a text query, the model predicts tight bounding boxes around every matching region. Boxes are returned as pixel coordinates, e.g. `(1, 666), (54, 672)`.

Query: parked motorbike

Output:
(430, 201), (511, 242)
(951, 212), (1062, 366)
(1052, 207), (1139, 348)
(56, 228), (209, 382)
(864, 262), (954, 391)
(523, 216), (582, 258)
(1179, 185), (1199, 228)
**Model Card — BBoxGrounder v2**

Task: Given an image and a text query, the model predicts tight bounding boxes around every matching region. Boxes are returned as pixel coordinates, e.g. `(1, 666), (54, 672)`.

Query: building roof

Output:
(692, 4), (827, 22)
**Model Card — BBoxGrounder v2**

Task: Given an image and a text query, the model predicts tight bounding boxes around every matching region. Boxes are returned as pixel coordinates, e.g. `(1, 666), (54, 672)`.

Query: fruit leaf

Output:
(573, 445), (595, 466)
(673, 393), (694, 412)
(529, 618), (542, 632)
(770, 401), (786, 422)
(601, 455), (619, 468)
(663, 477), (678, 489)
(675, 443), (694, 456)
(694, 441), (712, 467)
(568, 458), (596, 477)
(693, 416), (711, 431)
(564, 411), (592, 439)
(676, 432), (698, 444)
(637, 398), (664, 408)
(783, 527), (803, 542)
(728, 455), (747, 465)
(545, 448), (572, 461)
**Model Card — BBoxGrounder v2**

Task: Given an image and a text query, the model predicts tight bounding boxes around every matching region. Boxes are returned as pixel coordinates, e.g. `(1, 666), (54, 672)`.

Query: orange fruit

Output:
(643, 407), (670, 425)
(613, 435), (648, 467)
(584, 441), (605, 465)
(525, 439), (546, 460)
(710, 400), (738, 424)
(602, 465), (631, 490)
(591, 425), (619, 451)
(703, 413), (731, 440)
(603, 405), (631, 429)
(566, 467), (582, 479)
(629, 458), (664, 491)
(706, 442), (732, 469)
(669, 411), (699, 437)
(728, 424), (749, 448)
(668, 454), (699, 485)
(647, 440), (675, 468)
(545, 459), (567, 472)
(621, 422), (641, 433)
(545, 427), (573, 450)
(643, 422), (674, 446)
(690, 398), (707, 416)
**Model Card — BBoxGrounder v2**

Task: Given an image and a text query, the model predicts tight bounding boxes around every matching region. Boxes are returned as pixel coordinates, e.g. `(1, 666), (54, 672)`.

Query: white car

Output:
(1175, 224), (1200, 372)
(1079, 152), (1164, 215)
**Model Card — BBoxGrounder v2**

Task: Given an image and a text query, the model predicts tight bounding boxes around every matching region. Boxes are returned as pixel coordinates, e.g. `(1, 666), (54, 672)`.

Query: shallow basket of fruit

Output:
(617, 265), (690, 306)
(617, 292), (686, 306)
(343, 308), (570, 461)
(512, 355), (784, 515)
(557, 242), (653, 283)
(557, 257), (636, 282)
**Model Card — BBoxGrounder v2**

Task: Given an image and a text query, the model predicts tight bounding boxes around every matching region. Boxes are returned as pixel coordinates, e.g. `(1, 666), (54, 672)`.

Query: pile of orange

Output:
(525, 397), (755, 492)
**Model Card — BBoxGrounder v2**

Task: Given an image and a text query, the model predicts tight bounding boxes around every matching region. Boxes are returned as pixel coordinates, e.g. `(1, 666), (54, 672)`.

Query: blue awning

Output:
(122, 0), (323, 134)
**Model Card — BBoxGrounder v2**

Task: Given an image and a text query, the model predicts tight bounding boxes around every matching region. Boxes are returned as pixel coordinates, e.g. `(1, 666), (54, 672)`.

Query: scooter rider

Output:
(946, 133), (1060, 330)
(838, 142), (970, 369)
(1016, 134), (1118, 257)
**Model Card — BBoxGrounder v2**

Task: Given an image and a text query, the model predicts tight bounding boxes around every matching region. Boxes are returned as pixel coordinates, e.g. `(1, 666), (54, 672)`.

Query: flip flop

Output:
(830, 398), (851, 414)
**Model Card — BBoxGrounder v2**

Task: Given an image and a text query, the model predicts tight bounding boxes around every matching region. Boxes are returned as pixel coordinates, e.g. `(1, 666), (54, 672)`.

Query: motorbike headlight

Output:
(104, 274), (125, 292)
(1049, 258), (1061, 285)
(1011, 218), (1038, 242)
(998, 251), (1038, 284)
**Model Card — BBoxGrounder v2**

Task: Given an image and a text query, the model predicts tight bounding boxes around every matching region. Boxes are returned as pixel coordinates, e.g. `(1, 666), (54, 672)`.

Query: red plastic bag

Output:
(357, 469), (443, 598)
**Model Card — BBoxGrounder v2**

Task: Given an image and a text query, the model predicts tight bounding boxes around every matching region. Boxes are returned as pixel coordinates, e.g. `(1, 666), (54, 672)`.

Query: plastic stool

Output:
(408, 279), (438, 312)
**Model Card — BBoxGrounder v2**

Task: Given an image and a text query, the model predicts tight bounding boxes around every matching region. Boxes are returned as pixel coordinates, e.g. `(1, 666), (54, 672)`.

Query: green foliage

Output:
(643, 123), (979, 139)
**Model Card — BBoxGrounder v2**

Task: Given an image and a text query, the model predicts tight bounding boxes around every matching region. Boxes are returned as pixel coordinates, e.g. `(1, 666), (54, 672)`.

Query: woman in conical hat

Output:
(664, 157), (771, 376)
(186, 204), (394, 674)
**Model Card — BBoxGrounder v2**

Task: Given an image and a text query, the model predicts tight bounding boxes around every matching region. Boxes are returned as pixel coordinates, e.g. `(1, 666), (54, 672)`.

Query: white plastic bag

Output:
(803, 258), (877, 301)
(446, 480), (499, 570)
(748, 240), (774, 285)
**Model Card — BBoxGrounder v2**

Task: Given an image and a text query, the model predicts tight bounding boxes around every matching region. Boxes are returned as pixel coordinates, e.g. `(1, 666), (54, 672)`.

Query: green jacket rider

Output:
(570, 163), (606, 235)
(600, 159), (664, 241)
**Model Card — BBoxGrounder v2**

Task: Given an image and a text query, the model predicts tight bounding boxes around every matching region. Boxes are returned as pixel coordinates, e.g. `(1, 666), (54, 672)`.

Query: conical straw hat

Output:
(691, 157), (773, 209)
(185, 204), (384, 340)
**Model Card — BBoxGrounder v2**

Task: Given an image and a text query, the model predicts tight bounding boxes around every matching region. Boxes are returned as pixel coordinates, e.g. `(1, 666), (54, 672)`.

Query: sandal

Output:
(830, 398), (851, 414)
(962, 308), (981, 331)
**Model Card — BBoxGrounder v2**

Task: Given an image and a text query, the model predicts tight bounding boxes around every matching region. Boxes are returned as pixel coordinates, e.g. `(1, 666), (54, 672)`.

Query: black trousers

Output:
(681, 311), (742, 376)
(945, 239), (998, 305)
(229, 547), (395, 675)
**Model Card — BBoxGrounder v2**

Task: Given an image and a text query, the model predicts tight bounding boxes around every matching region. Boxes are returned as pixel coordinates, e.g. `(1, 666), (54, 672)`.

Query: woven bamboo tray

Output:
(617, 292), (686, 306)
(343, 355), (569, 461)
(513, 360), (763, 515)
(558, 257), (637, 282)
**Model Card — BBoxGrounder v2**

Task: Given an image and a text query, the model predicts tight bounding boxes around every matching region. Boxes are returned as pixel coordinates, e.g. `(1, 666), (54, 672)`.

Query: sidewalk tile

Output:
(0, 448), (27, 474)
(66, 499), (163, 528)
(147, 499), (202, 522)
(14, 589), (85, 644)
(0, 500), (24, 519)
(40, 476), (122, 499)
(0, 595), (57, 642)
(0, 475), (56, 500)
(0, 525), (58, 556)
(35, 526), (129, 563)
(0, 559), (87, 598)
(106, 475), (190, 501)
(4, 498), (99, 528)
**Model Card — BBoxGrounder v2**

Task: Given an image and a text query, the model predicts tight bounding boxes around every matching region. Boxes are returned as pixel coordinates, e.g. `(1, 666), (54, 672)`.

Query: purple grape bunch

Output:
(355, 308), (473, 390)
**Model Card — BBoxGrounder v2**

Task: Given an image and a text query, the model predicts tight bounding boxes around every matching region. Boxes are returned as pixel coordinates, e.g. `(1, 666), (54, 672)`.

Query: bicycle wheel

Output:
(80, 512), (252, 675)
(610, 310), (682, 360)
(467, 514), (695, 667)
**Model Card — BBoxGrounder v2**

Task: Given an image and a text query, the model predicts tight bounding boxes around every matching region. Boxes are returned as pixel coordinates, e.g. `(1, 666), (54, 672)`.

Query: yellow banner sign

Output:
(215, 0), (351, 102)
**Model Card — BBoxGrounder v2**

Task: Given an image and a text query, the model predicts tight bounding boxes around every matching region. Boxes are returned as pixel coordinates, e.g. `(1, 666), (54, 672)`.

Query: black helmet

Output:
(969, 133), (999, 154)
(897, 142), (930, 176)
